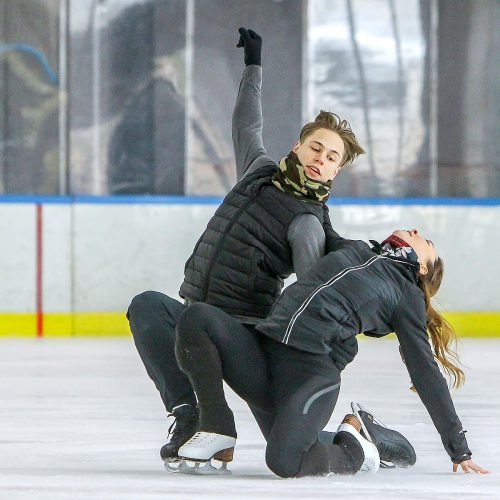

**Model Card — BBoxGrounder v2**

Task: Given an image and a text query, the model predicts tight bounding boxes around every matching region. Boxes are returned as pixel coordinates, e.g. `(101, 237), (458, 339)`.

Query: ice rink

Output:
(1, 337), (498, 500)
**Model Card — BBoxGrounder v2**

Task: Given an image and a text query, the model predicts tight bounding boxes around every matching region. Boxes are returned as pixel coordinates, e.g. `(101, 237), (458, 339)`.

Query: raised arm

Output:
(233, 28), (275, 180)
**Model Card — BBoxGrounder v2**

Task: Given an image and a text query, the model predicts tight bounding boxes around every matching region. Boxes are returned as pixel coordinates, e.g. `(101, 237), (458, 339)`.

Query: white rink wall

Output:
(1, 200), (499, 334)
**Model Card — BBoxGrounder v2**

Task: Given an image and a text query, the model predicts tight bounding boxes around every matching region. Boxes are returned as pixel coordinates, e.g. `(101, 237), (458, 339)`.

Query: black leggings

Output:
(127, 291), (276, 437)
(175, 302), (364, 478)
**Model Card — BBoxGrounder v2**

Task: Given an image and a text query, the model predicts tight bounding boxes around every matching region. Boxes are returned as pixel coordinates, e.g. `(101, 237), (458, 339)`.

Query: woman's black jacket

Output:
(256, 238), (472, 464)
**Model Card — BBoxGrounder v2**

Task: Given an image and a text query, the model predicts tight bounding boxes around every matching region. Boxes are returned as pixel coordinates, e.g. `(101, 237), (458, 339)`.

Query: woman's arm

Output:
(391, 288), (473, 464)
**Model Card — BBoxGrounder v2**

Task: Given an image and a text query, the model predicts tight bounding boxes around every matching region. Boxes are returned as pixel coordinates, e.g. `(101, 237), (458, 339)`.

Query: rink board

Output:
(0, 197), (498, 336)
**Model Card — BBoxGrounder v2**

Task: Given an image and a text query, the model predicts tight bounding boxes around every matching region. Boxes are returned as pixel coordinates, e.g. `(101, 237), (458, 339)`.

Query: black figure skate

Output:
(351, 402), (417, 468)
(161, 404), (199, 472)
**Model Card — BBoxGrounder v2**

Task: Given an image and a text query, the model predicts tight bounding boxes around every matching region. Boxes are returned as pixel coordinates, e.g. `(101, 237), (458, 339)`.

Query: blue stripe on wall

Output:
(0, 194), (499, 206)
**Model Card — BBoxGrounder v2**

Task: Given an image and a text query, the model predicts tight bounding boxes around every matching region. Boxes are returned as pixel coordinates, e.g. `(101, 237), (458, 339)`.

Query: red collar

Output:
(381, 235), (411, 248)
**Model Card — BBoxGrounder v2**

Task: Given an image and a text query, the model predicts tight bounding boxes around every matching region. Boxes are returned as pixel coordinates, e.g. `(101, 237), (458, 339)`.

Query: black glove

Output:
(236, 27), (262, 66)
(329, 336), (358, 372)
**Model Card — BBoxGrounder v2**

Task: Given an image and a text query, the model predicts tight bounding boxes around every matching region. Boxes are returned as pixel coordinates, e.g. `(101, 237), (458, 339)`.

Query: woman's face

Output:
(392, 229), (437, 275)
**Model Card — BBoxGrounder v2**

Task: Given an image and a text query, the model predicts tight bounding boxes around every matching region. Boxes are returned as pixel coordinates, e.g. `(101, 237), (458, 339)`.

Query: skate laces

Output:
(167, 415), (177, 438)
(188, 432), (205, 443)
(166, 411), (197, 442)
(185, 432), (217, 445)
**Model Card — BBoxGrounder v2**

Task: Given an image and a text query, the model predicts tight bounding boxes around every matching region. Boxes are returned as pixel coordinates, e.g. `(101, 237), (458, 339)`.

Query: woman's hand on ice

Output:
(453, 460), (490, 474)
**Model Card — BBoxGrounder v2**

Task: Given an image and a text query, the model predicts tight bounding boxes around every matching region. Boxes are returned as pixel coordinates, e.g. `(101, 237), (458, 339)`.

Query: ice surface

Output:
(0, 337), (498, 499)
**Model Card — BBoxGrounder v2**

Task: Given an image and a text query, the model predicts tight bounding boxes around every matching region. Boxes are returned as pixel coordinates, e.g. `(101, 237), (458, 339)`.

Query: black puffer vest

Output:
(179, 164), (327, 322)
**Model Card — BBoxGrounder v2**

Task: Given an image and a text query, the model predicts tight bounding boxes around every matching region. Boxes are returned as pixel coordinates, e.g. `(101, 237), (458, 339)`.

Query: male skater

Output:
(127, 28), (412, 471)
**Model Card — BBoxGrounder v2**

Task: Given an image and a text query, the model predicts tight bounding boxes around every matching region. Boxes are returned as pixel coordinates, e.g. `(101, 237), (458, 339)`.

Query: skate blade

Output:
(164, 458), (182, 473)
(177, 459), (231, 475)
(350, 402), (375, 444)
(380, 460), (396, 469)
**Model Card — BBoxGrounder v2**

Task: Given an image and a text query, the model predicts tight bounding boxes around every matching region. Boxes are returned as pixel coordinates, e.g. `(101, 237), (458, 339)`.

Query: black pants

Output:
(127, 291), (276, 436)
(175, 302), (364, 478)
(127, 291), (196, 411)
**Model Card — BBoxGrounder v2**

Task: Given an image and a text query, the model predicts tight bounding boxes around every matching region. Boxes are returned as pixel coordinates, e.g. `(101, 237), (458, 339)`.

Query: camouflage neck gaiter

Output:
(271, 151), (332, 204)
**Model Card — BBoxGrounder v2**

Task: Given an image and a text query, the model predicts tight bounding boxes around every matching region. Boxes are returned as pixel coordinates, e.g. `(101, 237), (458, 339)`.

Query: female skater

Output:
(175, 229), (489, 477)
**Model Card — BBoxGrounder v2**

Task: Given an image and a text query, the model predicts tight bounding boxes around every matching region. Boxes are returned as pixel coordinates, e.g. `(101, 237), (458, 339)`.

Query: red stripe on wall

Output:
(36, 204), (43, 337)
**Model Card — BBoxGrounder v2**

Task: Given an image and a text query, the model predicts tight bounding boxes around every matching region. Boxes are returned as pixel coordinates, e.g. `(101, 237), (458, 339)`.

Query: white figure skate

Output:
(177, 432), (236, 475)
(337, 414), (380, 473)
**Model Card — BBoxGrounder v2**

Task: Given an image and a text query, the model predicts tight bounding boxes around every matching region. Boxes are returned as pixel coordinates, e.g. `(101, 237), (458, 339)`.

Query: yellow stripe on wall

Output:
(0, 313), (37, 337)
(443, 312), (500, 337)
(73, 312), (130, 336)
(0, 312), (130, 337)
(0, 311), (499, 337)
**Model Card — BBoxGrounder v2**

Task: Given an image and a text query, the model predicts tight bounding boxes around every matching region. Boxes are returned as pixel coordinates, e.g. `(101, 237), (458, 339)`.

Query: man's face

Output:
(392, 229), (438, 274)
(293, 128), (345, 183)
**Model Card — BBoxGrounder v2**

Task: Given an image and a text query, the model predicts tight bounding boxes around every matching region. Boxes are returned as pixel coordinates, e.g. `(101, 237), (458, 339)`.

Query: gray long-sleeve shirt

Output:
(231, 65), (326, 279)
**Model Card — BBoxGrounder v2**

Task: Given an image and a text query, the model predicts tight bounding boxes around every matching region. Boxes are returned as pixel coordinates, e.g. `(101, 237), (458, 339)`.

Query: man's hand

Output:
(329, 336), (358, 372)
(453, 460), (490, 474)
(236, 27), (262, 66)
